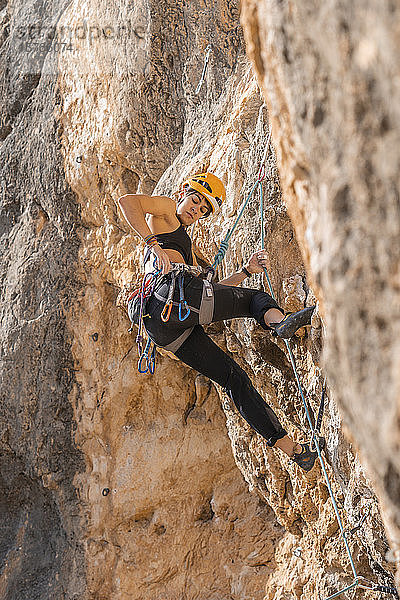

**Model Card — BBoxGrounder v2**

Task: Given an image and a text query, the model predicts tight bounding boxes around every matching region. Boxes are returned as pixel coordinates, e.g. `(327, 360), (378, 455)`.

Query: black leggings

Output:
(175, 326), (287, 446)
(134, 273), (287, 446)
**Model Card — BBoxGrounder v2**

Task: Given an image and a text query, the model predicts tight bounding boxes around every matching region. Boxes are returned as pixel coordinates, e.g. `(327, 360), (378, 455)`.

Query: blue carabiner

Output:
(178, 300), (191, 321)
(138, 353), (149, 373)
(148, 345), (156, 374)
(177, 272), (190, 321)
(138, 339), (153, 374)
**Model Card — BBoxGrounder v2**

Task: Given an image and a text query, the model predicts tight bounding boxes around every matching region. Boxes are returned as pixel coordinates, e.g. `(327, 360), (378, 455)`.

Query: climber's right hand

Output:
(153, 245), (171, 275)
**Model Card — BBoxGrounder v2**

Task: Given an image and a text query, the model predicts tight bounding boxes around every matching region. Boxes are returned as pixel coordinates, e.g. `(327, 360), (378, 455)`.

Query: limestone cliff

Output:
(0, 0), (398, 599)
(240, 0), (400, 592)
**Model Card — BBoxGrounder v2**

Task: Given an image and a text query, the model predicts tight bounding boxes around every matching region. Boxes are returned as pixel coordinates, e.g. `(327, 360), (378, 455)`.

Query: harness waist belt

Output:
(168, 263), (204, 276)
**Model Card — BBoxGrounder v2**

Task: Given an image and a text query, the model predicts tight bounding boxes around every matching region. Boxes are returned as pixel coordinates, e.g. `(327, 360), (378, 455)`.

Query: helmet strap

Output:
(176, 186), (189, 204)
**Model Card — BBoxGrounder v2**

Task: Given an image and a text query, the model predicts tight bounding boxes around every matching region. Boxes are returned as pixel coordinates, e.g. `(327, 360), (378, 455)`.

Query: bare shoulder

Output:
(118, 193), (176, 218)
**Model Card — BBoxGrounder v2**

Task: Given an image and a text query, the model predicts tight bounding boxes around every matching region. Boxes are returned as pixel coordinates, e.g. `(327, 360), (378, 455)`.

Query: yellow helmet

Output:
(182, 172), (226, 215)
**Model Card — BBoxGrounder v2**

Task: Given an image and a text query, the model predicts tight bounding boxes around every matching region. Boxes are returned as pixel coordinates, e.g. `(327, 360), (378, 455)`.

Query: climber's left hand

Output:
(246, 250), (268, 274)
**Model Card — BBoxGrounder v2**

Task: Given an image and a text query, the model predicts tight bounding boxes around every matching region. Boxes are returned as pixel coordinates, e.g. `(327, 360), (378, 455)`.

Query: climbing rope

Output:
(259, 149), (360, 593)
(211, 179), (259, 269)
(211, 129), (273, 271)
(211, 128), (397, 600)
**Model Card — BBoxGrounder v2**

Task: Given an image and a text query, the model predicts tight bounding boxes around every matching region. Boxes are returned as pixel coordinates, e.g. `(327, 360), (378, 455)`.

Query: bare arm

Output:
(219, 270), (249, 286)
(117, 193), (176, 274)
(218, 250), (269, 286)
(117, 193), (176, 238)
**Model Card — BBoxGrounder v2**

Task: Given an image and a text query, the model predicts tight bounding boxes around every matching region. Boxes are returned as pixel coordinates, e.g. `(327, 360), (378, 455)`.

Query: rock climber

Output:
(118, 172), (318, 471)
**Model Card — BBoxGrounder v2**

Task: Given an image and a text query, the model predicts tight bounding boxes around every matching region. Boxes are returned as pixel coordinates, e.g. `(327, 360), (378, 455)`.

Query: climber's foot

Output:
(270, 306), (315, 339)
(292, 442), (318, 472)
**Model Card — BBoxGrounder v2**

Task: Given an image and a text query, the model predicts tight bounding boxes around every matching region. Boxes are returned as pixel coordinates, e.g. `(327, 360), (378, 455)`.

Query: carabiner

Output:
(138, 353), (149, 373)
(148, 345), (156, 374)
(257, 164), (266, 181)
(177, 271), (190, 321)
(161, 299), (173, 322)
(178, 300), (191, 321)
(138, 339), (155, 374)
(160, 272), (176, 323)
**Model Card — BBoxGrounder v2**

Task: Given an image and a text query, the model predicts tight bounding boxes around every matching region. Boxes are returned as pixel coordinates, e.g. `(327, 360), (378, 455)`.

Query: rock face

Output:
(0, 0), (398, 599)
(0, 2), (86, 597)
(241, 0), (400, 588)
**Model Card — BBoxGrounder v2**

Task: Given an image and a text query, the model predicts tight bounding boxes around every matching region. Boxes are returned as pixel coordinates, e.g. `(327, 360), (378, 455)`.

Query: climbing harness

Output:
(195, 45), (212, 95)
(210, 125), (398, 600)
(128, 262), (205, 373)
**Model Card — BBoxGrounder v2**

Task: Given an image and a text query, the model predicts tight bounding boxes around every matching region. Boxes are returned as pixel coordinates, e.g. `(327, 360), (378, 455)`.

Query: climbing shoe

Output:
(292, 442), (319, 472)
(270, 306), (315, 339)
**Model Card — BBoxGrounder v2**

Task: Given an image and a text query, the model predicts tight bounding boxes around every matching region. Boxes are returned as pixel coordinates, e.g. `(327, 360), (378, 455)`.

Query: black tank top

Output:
(144, 224), (194, 266)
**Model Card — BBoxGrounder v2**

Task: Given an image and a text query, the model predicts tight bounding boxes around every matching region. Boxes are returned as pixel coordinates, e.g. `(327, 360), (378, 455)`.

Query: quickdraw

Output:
(178, 272), (190, 321)
(358, 577), (399, 598)
(160, 270), (192, 323)
(128, 257), (161, 374)
(343, 504), (371, 537)
(138, 338), (156, 374)
(160, 299), (173, 323)
(160, 272), (176, 322)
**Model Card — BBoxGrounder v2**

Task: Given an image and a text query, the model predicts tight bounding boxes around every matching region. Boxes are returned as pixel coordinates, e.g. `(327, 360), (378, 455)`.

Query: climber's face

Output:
(176, 191), (211, 225)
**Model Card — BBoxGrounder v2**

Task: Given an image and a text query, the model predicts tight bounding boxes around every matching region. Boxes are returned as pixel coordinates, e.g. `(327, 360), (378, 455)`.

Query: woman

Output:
(118, 172), (318, 471)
